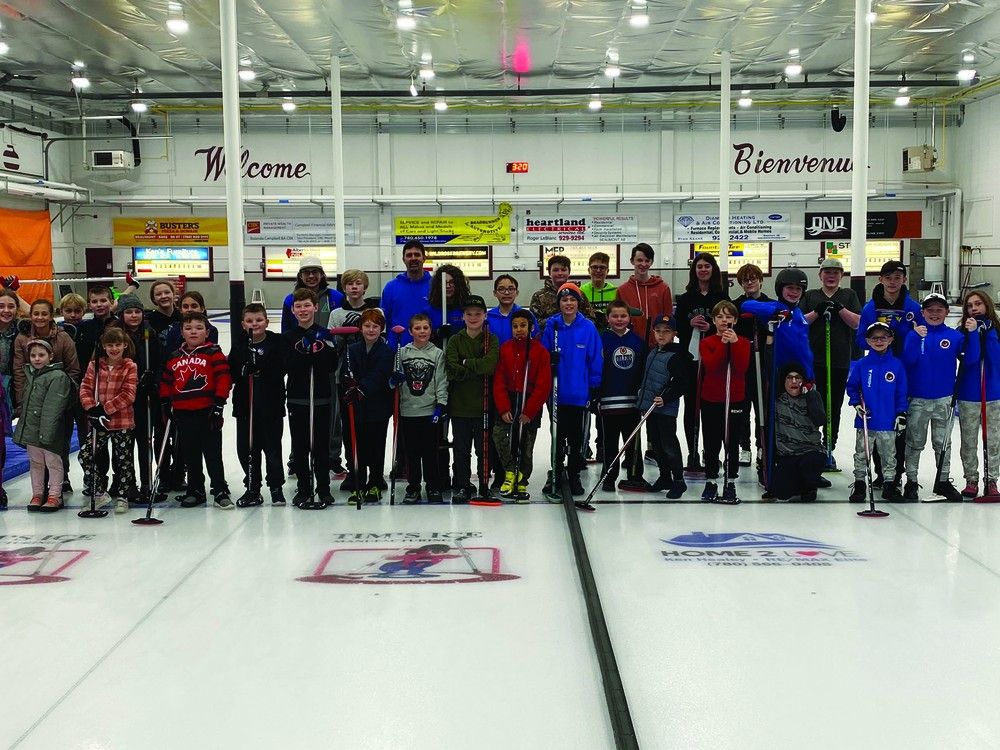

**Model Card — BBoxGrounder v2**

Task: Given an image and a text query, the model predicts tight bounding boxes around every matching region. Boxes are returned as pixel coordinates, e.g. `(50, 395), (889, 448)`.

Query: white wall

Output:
(953, 95), (1000, 291)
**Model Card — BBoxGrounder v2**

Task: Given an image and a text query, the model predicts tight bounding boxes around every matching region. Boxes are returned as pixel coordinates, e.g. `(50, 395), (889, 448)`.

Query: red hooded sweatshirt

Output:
(616, 275), (673, 344)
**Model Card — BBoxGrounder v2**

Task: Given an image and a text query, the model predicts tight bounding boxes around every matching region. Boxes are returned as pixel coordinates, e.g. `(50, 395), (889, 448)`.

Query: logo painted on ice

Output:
(298, 544), (520, 585)
(612, 346), (636, 370)
(0, 546), (89, 585)
(660, 532), (866, 566)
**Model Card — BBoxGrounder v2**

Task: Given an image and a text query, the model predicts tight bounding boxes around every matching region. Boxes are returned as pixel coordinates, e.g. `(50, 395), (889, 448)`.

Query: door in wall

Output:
(85, 247), (113, 295)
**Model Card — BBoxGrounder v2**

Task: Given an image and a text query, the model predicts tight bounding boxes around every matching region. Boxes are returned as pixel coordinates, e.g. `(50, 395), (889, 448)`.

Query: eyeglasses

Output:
(785, 375), (804, 382)
(867, 336), (890, 342)
(589, 265), (608, 271)
(495, 286), (517, 293)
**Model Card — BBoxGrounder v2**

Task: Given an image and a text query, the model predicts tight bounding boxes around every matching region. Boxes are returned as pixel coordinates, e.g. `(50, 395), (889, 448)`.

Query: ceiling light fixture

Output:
(738, 96), (753, 108)
(789, 48), (799, 56)
(963, 51), (975, 63)
(605, 65), (621, 78)
(131, 100), (148, 113)
(957, 68), (976, 82)
(0, 40), (8, 56)
(71, 75), (90, 89)
(866, 10), (877, 23)
(72, 60), (85, 69)
(434, 99), (448, 112)
(396, 15), (416, 30)
(281, 98), (296, 112)
(419, 66), (435, 80)
(589, 97), (602, 111)
(894, 95), (910, 106)
(785, 62), (803, 77)
(898, 86), (909, 94)
(238, 67), (256, 81)
(629, 0), (649, 28)
(607, 49), (619, 63)
(166, 17), (189, 34)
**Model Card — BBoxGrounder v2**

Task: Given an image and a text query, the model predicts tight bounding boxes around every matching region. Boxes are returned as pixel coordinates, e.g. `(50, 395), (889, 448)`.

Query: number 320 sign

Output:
(506, 161), (529, 174)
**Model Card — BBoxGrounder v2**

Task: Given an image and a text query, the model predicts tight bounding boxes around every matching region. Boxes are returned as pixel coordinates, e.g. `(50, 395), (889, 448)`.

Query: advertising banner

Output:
(691, 242), (772, 275)
(540, 244), (620, 279)
(820, 240), (903, 274)
(522, 215), (638, 244)
(245, 217), (359, 246)
(114, 217), (228, 246)
(804, 211), (922, 240)
(394, 203), (511, 245)
(264, 246), (338, 279)
(133, 247), (213, 280)
(674, 213), (790, 242)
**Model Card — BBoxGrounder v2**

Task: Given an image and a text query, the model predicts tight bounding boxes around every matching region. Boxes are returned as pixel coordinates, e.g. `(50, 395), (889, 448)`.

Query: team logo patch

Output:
(905, 311), (915, 322)
(940, 339), (951, 349)
(612, 346), (636, 370)
(885, 371), (896, 383)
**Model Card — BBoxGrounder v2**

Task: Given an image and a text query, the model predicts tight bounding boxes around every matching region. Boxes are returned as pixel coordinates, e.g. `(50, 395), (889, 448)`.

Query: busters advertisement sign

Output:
(804, 211), (922, 240)
(522, 215), (638, 244)
(674, 213), (790, 243)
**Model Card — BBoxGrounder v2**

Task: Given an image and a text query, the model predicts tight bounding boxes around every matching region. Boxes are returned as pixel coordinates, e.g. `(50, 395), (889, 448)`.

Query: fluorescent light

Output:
(398, 0), (413, 7)
(238, 67), (256, 81)
(0, 41), (8, 56)
(785, 62), (803, 76)
(629, 12), (649, 28)
(589, 98), (602, 111)
(738, 97), (752, 108)
(131, 100), (148, 113)
(434, 99), (447, 112)
(71, 76), (90, 89)
(396, 15), (416, 30)
(419, 66), (435, 80)
(604, 65), (621, 78)
(894, 95), (910, 106)
(73, 60), (85, 69)
(789, 48), (799, 56)
(166, 17), (189, 34)
(898, 86), (908, 94)
(607, 49), (619, 63)
(281, 99), (296, 112)
(963, 52), (975, 63)
(957, 68), (976, 81)
(409, 82), (418, 97)
(866, 11), (877, 23)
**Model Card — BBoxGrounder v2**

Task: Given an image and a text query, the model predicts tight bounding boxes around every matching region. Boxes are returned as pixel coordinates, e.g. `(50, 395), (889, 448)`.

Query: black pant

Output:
(600, 410), (642, 482)
(237, 412), (285, 491)
(288, 402), (331, 494)
(682, 359), (701, 463)
(701, 400), (747, 480)
(174, 408), (227, 495)
(772, 451), (826, 499)
(739, 356), (767, 453)
(132, 392), (152, 491)
(813, 365), (849, 451)
(402, 415), (443, 491)
(554, 404), (586, 479)
(452, 415), (489, 489)
(356, 418), (389, 490)
(648, 413), (683, 483)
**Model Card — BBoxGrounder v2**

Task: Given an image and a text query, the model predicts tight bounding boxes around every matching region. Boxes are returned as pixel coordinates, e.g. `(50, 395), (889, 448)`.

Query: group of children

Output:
(2, 247), (1000, 513)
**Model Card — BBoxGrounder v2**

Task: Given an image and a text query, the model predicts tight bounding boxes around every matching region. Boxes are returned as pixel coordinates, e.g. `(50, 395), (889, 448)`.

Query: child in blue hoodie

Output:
(540, 283), (602, 498)
(846, 322), (908, 503)
(900, 293), (966, 502)
(956, 290), (1000, 499)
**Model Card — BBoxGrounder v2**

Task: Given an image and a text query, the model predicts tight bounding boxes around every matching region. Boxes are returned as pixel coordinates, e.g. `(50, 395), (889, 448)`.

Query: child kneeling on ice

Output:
(772, 363), (827, 502)
(636, 315), (690, 498)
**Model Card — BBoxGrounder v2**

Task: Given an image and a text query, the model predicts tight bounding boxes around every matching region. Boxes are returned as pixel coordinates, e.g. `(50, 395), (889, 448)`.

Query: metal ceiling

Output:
(0, 0), (994, 114)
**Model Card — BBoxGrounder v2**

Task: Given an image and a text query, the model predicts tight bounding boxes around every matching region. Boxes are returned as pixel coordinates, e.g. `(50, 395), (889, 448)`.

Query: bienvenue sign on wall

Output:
(674, 213), (790, 243)
(522, 215), (638, 244)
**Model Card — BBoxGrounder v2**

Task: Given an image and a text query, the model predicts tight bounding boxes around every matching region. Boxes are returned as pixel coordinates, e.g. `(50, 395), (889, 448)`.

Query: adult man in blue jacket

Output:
(381, 240), (432, 348)
(540, 283), (602, 497)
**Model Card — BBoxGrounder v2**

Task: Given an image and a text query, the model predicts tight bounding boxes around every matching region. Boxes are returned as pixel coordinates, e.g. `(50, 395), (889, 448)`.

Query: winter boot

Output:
(849, 481), (867, 503)
(499, 471), (515, 497)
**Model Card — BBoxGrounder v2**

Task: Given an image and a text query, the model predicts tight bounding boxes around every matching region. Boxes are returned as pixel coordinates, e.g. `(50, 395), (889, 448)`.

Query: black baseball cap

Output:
(462, 295), (488, 311)
(879, 261), (906, 277)
(651, 314), (677, 331)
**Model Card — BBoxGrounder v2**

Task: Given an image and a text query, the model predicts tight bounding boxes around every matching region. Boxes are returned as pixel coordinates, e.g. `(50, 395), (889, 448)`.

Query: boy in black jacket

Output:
(283, 289), (338, 509)
(230, 303), (287, 507)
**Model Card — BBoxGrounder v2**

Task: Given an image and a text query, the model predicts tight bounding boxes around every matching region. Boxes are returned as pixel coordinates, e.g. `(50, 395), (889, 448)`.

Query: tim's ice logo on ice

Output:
(0, 545), (89, 585)
(298, 542), (520, 585)
(660, 532), (866, 567)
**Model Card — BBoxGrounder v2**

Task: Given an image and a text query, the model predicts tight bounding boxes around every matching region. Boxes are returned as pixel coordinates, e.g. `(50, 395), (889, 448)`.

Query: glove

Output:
(854, 404), (869, 419)
(210, 401), (225, 431)
(313, 327), (334, 343)
(550, 350), (560, 366)
(437, 323), (453, 341)
(431, 405), (446, 424)
(587, 388), (600, 414)
(894, 414), (907, 434)
(775, 309), (792, 323)
(814, 299), (834, 317)
(1, 274), (20, 291)
(16, 318), (31, 336)
(342, 386), (364, 405)
(87, 404), (108, 428)
(389, 369), (406, 388)
(161, 400), (172, 424)
(139, 369), (155, 389)
(239, 361), (261, 379)
(125, 270), (138, 287)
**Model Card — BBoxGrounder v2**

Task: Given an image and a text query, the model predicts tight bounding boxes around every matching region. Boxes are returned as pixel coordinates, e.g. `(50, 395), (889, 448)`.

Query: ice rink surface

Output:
(3, 318), (1000, 749)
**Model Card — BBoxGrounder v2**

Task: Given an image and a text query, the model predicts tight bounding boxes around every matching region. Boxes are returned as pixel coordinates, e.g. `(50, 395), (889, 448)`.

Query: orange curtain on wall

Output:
(0, 207), (53, 304)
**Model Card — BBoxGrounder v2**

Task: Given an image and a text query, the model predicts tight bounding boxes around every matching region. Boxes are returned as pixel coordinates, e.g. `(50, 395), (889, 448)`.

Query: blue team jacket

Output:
(856, 286), (924, 355)
(846, 350), (908, 430)
(599, 328), (645, 411)
(958, 322), (1000, 403)
(540, 313), (602, 407)
(740, 298), (815, 380)
(901, 324), (966, 400)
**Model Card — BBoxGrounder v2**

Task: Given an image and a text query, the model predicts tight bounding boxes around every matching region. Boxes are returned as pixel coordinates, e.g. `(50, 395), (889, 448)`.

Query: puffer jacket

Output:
(13, 362), (72, 452)
(637, 342), (691, 417)
(13, 326), (80, 405)
(775, 390), (826, 456)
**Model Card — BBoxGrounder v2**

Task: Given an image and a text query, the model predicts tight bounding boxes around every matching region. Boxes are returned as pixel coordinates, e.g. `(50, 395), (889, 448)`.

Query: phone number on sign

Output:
(556, 234), (585, 241)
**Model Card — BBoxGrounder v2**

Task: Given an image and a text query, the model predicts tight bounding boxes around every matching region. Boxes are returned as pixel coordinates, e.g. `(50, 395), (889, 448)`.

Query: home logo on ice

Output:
(660, 532), (866, 567)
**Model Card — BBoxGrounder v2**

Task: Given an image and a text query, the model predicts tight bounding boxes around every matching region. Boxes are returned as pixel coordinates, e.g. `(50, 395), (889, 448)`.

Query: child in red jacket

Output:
(699, 300), (751, 503)
(160, 311), (233, 509)
(79, 326), (138, 513)
(492, 310), (551, 501)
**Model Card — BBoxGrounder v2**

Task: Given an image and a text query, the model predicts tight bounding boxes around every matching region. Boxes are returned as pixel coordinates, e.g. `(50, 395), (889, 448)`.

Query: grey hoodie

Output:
(398, 341), (448, 417)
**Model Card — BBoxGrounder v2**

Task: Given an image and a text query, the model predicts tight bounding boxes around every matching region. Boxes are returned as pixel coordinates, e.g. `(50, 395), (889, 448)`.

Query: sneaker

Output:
(933, 480), (963, 503)
(881, 481), (902, 503)
(618, 477), (652, 493)
(849, 481), (867, 503)
(339, 475), (357, 492)
(427, 490), (444, 504)
(451, 487), (470, 504)
(365, 486), (382, 504)
(568, 475), (585, 496)
(115, 498), (128, 514)
(719, 482), (740, 504)
(292, 489), (312, 508)
(0, 489), (6, 510)
(62, 479), (73, 494)
(236, 490), (263, 508)
(986, 481), (1000, 498)
(403, 486), (421, 504)
(500, 471), (516, 496)
(270, 487), (287, 506)
(738, 449), (752, 467)
(346, 490), (364, 507)
(799, 488), (818, 502)
(38, 496), (63, 513)
(514, 475), (529, 496)
(961, 481), (978, 498)
(824, 455), (839, 471)
(27, 495), (43, 512)
(666, 480), (687, 499)
(701, 482), (718, 502)
(490, 474), (504, 492)
(317, 492), (334, 507)
(872, 475), (884, 490)
(601, 478), (616, 492)
(179, 491), (207, 508)
(94, 491), (112, 510)
(903, 481), (920, 502)
(213, 491), (234, 510)
(330, 462), (348, 476)
(649, 477), (670, 492)
(816, 476), (832, 489)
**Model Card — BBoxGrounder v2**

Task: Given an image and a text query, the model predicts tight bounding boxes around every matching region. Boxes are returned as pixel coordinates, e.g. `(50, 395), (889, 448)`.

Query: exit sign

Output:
(506, 161), (529, 174)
